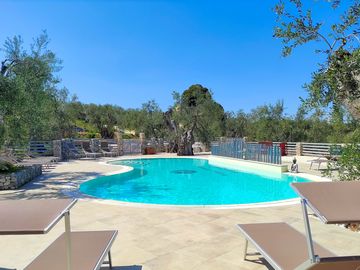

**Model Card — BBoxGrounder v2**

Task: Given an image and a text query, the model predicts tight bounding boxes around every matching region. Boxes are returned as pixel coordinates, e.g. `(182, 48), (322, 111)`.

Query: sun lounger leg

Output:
(108, 251), (113, 268)
(301, 199), (316, 263)
(243, 239), (248, 260)
(64, 211), (72, 270)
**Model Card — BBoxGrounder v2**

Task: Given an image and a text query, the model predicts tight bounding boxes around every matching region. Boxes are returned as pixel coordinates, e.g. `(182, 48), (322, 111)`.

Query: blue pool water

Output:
(80, 158), (309, 205)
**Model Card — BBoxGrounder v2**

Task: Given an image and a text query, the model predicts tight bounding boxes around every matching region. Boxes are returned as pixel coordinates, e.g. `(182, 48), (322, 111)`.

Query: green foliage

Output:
(302, 49), (360, 119)
(0, 161), (21, 174)
(274, 0), (360, 120)
(171, 84), (225, 148)
(0, 32), (70, 147)
(224, 110), (249, 138)
(1, 32), (359, 155)
(140, 100), (166, 139)
(325, 143), (360, 181)
(246, 101), (287, 141)
(274, 0), (360, 181)
(274, 0), (360, 57)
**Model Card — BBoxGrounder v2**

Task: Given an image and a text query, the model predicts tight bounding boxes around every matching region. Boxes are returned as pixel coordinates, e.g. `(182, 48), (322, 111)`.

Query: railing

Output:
(123, 139), (142, 155)
(285, 142), (296, 155)
(273, 142), (296, 156)
(302, 142), (338, 157)
(211, 138), (282, 165)
(29, 141), (54, 156)
(245, 144), (281, 164)
(211, 138), (245, 159)
(274, 142), (344, 157)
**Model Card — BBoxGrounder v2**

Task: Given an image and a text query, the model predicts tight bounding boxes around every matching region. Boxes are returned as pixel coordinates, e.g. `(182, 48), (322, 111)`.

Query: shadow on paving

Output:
(0, 168), (106, 200)
(245, 256), (275, 270)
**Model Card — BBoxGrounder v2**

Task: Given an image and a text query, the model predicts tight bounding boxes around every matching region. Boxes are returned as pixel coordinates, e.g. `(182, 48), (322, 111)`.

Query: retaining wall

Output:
(0, 165), (42, 190)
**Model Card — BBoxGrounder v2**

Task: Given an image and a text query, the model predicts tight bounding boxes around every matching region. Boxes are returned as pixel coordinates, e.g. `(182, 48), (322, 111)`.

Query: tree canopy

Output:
(274, 0), (360, 120)
(165, 84), (225, 155)
(0, 32), (70, 146)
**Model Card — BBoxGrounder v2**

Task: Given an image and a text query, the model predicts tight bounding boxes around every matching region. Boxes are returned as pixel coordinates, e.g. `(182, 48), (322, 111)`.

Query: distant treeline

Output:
(0, 33), (359, 148)
(65, 99), (360, 144)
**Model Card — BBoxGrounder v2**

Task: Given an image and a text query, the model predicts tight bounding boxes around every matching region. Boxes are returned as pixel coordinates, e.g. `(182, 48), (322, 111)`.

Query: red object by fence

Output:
(279, 142), (287, 156)
(145, 147), (156, 155)
(259, 141), (273, 146)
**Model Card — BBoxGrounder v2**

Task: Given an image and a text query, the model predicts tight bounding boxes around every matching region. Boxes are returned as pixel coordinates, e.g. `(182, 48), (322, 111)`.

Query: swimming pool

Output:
(79, 158), (309, 206)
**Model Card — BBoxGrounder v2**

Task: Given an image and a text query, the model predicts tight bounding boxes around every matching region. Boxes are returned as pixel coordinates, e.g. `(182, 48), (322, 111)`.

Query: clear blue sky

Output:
(1, 0), (334, 114)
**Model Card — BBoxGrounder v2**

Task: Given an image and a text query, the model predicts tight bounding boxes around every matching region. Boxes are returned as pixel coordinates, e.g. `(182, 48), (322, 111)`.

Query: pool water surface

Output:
(79, 158), (309, 206)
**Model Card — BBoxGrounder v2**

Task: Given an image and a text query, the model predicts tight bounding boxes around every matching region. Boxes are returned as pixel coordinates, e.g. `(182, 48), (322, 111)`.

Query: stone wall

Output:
(0, 165), (42, 190)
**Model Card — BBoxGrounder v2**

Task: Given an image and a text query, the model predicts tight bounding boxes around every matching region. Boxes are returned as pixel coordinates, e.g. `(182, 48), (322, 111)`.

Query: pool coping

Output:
(68, 155), (331, 209)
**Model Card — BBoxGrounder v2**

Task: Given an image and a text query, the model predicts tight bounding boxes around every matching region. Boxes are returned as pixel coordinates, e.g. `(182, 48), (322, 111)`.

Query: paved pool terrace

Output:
(0, 154), (358, 270)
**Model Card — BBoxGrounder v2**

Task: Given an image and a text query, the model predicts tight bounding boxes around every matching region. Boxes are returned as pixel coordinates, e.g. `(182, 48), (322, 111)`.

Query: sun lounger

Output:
(67, 141), (84, 159)
(238, 223), (335, 270)
(24, 230), (117, 270)
(100, 141), (117, 157)
(308, 156), (338, 170)
(81, 141), (102, 159)
(4, 147), (60, 170)
(0, 199), (118, 270)
(292, 182), (360, 224)
(309, 145), (342, 170)
(237, 182), (360, 269)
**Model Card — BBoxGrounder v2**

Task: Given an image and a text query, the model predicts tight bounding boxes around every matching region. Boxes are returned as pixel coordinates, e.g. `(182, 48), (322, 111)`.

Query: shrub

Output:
(325, 143), (360, 181)
(0, 161), (20, 174)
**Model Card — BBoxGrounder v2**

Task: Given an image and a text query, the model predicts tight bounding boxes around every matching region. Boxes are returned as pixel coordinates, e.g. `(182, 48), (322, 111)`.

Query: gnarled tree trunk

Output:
(177, 129), (194, 156)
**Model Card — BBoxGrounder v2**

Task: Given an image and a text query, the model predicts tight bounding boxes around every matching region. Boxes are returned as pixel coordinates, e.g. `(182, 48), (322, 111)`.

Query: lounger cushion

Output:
(25, 230), (117, 270)
(238, 222), (334, 270)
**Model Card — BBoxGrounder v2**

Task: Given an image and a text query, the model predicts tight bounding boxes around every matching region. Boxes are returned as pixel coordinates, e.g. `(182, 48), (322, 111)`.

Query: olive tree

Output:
(165, 84), (225, 155)
(274, 0), (360, 119)
(0, 32), (69, 147)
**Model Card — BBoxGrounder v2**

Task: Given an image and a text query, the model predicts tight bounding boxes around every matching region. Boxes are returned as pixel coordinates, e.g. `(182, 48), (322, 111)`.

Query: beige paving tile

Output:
(0, 155), (358, 270)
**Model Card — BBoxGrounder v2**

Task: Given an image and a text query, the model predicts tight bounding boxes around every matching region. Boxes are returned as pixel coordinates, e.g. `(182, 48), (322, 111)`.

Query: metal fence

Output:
(123, 139), (142, 155)
(211, 138), (282, 165)
(211, 138), (245, 159)
(245, 143), (281, 164)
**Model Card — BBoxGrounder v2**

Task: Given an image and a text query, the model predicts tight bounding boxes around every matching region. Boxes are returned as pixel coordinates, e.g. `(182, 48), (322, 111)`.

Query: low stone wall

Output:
(0, 165), (42, 190)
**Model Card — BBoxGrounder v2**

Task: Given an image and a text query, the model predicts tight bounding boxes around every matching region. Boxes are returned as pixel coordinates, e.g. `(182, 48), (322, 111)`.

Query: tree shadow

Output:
(0, 168), (105, 200)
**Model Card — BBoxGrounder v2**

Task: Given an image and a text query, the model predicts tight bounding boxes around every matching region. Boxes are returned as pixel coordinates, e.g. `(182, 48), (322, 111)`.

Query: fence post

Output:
(140, 133), (146, 154)
(296, 142), (303, 156)
(53, 140), (62, 160)
(114, 131), (123, 156)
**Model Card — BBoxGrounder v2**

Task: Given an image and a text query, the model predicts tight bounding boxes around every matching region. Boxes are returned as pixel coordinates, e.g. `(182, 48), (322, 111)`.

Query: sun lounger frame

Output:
(238, 182), (360, 269)
(24, 230), (118, 270)
(239, 225), (281, 269)
(0, 199), (118, 270)
(237, 222), (335, 270)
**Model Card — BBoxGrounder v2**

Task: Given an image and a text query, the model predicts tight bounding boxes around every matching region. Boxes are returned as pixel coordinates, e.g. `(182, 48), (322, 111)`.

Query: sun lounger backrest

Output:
(82, 141), (91, 151)
(101, 141), (111, 151)
(101, 141), (108, 147)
